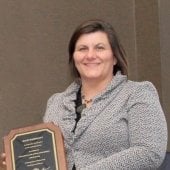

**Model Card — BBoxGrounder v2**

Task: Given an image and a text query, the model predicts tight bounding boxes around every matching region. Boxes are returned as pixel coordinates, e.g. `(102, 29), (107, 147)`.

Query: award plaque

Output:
(4, 123), (67, 170)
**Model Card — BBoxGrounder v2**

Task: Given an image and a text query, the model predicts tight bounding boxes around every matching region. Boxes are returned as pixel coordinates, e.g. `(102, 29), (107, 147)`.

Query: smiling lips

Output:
(84, 63), (100, 66)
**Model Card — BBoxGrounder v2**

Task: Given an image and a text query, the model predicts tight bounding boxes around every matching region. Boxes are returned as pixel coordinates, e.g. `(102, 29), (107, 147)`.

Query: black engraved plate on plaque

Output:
(12, 129), (57, 170)
(4, 123), (67, 170)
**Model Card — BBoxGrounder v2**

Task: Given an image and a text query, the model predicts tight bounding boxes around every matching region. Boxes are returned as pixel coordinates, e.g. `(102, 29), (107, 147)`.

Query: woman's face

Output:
(73, 31), (117, 82)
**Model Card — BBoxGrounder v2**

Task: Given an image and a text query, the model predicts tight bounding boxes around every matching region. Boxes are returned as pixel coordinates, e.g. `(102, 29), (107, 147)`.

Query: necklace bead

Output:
(81, 95), (93, 105)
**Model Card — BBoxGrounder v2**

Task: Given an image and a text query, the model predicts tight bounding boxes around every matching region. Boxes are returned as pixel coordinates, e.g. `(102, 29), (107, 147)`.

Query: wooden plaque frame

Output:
(4, 123), (67, 170)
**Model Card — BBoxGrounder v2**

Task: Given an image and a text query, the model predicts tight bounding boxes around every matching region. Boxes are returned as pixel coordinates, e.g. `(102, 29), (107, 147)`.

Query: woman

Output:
(1, 19), (167, 169)
(43, 19), (167, 169)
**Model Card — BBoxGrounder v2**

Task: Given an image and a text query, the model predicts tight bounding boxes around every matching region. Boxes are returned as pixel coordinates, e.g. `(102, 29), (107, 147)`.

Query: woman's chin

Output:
(82, 75), (102, 81)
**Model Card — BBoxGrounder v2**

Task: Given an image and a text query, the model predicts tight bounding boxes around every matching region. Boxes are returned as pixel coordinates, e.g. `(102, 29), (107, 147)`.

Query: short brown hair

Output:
(68, 19), (128, 77)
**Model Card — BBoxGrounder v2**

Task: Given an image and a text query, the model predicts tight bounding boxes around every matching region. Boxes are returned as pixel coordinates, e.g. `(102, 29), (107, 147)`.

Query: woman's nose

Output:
(86, 49), (96, 59)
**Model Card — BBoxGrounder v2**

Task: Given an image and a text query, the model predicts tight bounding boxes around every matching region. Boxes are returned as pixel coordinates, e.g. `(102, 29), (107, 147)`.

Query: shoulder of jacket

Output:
(124, 80), (159, 103)
(125, 80), (156, 92)
(47, 92), (64, 106)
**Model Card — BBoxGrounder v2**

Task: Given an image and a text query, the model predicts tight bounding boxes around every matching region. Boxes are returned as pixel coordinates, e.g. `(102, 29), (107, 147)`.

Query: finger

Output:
(1, 153), (6, 158)
(2, 161), (6, 165)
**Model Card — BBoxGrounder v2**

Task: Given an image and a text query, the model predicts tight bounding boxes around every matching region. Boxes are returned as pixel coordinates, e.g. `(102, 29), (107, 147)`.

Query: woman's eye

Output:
(80, 48), (86, 51)
(78, 47), (87, 51)
(96, 46), (104, 50)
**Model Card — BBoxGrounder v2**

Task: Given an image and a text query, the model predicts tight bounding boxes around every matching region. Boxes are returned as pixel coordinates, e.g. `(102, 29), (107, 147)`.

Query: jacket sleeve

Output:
(81, 82), (167, 170)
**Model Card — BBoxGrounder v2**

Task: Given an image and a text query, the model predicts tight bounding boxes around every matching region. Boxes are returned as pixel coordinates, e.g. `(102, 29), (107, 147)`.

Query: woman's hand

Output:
(0, 153), (6, 168)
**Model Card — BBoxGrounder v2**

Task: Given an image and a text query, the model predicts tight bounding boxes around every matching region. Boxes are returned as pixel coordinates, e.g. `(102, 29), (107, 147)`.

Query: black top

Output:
(72, 88), (83, 170)
(72, 88), (82, 133)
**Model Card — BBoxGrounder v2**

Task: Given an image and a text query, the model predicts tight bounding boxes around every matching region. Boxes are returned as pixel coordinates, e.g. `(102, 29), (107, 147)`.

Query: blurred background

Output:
(0, 0), (169, 169)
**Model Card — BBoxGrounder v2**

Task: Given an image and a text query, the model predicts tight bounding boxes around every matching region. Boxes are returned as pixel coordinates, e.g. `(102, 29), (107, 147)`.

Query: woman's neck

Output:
(81, 77), (113, 100)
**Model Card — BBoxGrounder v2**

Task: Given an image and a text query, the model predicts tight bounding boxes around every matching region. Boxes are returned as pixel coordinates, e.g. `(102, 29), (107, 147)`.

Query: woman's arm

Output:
(81, 82), (167, 170)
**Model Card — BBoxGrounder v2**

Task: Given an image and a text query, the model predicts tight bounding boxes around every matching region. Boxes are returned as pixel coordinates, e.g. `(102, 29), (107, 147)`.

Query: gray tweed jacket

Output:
(43, 72), (167, 170)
